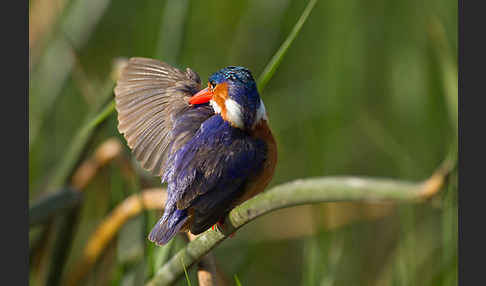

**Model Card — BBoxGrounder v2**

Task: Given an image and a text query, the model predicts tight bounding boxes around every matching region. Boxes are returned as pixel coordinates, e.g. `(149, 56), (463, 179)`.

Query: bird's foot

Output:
(211, 221), (224, 231)
(210, 219), (235, 238)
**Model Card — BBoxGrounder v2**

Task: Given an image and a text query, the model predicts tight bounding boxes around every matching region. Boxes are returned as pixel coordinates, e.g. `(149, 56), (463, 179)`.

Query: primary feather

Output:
(115, 57), (201, 176)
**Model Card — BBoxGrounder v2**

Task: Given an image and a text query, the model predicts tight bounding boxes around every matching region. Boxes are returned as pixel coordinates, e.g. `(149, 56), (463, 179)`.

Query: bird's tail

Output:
(148, 208), (188, 245)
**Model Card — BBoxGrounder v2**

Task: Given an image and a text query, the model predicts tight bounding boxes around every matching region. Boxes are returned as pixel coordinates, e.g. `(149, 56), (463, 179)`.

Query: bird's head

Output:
(189, 66), (267, 130)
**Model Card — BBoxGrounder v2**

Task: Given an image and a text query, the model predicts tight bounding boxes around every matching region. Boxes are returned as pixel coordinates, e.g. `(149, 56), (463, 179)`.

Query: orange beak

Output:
(189, 85), (213, 105)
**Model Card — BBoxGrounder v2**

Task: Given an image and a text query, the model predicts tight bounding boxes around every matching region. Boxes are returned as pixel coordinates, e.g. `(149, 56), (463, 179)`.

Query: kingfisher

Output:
(114, 57), (277, 245)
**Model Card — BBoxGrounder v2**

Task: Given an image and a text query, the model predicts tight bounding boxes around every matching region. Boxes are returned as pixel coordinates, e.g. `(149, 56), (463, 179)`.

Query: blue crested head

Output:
(208, 66), (257, 92)
(201, 66), (266, 130)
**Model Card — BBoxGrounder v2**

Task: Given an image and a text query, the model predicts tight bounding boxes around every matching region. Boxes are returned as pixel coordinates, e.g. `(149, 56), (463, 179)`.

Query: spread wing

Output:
(163, 115), (267, 234)
(114, 57), (205, 176)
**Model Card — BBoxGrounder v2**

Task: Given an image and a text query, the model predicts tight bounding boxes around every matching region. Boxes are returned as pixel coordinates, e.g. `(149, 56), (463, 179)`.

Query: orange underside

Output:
(233, 119), (278, 206)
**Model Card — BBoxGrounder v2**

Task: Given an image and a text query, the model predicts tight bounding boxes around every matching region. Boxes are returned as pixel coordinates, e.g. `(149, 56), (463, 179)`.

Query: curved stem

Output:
(146, 164), (452, 286)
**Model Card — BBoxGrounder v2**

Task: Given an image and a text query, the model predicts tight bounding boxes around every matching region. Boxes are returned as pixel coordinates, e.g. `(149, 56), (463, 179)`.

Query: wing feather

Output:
(114, 57), (202, 176)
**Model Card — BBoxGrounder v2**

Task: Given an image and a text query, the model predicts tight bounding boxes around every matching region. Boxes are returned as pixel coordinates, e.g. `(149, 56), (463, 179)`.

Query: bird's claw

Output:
(211, 221), (224, 231)
(210, 221), (236, 238)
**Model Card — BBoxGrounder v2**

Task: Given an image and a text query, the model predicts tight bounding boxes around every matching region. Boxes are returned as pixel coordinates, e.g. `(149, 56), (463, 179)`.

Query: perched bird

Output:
(114, 58), (277, 245)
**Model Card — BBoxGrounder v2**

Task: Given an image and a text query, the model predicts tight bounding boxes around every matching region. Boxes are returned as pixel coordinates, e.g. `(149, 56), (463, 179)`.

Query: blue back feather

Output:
(149, 113), (267, 244)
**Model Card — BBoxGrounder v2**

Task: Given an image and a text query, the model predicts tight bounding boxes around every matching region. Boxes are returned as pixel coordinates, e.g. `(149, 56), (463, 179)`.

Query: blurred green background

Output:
(29, 0), (457, 285)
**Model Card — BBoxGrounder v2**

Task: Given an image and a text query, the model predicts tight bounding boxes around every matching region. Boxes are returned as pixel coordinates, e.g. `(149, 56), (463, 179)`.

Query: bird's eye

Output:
(209, 81), (216, 89)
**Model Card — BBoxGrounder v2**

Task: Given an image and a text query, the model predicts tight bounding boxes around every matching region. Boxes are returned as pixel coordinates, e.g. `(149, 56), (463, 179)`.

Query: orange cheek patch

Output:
(213, 82), (228, 119)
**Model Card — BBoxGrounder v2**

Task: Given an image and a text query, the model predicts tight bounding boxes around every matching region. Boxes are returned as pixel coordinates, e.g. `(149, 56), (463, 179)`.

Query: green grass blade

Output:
(426, 17), (458, 174)
(257, 0), (318, 91)
(82, 99), (116, 132)
(427, 17), (457, 135)
(181, 257), (192, 286)
(234, 274), (243, 286)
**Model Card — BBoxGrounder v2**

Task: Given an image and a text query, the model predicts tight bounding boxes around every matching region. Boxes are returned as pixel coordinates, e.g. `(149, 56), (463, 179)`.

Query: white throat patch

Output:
(210, 98), (244, 129)
(224, 98), (244, 129)
(209, 99), (222, 114)
(210, 98), (267, 129)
